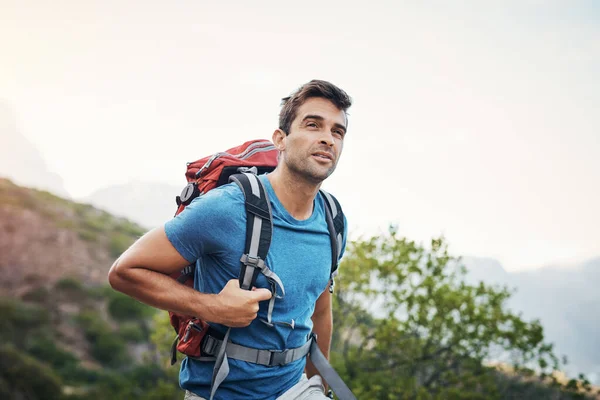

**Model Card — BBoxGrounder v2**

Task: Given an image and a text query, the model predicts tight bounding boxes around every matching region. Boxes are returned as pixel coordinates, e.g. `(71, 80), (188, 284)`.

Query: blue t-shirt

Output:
(164, 174), (347, 400)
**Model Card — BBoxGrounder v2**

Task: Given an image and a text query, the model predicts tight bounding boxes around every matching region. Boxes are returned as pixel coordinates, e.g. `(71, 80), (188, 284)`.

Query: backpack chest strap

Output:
(200, 333), (312, 367)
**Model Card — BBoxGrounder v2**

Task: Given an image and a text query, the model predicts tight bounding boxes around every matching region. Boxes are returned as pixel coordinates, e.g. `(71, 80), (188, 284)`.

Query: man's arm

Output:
(108, 226), (271, 327)
(306, 282), (333, 388)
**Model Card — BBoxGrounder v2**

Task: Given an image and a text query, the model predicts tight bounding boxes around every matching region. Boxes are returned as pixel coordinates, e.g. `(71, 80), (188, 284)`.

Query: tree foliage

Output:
(0, 344), (64, 400)
(330, 227), (596, 399)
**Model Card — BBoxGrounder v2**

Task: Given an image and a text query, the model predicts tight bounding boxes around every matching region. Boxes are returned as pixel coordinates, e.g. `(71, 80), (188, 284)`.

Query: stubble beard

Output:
(285, 154), (337, 186)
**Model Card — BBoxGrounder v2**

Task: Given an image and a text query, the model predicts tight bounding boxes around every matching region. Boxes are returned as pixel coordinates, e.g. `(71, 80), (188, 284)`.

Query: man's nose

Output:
(319, 130), (335, 146)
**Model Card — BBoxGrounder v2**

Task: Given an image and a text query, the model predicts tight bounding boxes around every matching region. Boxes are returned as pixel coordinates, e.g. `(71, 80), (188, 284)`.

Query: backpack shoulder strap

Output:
(208, 172), (279, 400)
(228, 172), (273, 290)
(320, 190), (345, 293)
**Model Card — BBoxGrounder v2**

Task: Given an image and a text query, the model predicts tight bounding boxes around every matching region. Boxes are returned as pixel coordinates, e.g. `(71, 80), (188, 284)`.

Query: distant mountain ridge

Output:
(81, 181), (181, 229)
(0, 101), (70, 198)
(462, 256), (600, 384)
(0, 101), (180, 230)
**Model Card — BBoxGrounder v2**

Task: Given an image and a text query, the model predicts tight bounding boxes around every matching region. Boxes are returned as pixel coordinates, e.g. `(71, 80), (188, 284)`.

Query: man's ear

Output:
(272, 129), (286, 151)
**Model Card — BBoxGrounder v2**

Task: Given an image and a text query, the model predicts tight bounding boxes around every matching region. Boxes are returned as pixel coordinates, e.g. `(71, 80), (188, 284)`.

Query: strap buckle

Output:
(237, 166), (258, 175)
(202, 335), (219, 355)
(240, 254), (265, 269)
(269, 349), (293, 366)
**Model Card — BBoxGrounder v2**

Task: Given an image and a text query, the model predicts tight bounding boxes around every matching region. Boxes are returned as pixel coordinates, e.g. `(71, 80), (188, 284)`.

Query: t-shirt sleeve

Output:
(164, 184), (245, 263)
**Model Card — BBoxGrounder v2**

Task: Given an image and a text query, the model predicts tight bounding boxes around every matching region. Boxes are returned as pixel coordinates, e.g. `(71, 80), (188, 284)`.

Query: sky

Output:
(1, 0), (599, 272)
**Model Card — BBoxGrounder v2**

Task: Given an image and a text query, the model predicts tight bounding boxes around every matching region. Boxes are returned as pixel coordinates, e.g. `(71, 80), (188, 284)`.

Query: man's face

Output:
(278, 97), (347, 184)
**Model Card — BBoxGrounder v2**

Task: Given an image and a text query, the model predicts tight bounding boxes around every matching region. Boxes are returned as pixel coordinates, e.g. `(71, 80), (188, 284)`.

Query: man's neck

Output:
(267, 168), (321, 221)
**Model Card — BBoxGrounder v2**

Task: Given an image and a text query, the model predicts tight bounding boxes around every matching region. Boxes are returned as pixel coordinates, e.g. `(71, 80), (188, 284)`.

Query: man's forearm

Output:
(109, 258), (216, 320)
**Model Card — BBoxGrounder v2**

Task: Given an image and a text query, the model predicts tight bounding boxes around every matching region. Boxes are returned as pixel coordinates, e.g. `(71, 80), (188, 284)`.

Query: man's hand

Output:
(212, 279), (272, 327)
(109, 228), (272, 328)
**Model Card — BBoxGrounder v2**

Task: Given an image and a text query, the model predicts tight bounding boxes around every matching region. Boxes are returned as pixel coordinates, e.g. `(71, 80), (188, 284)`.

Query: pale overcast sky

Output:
(1, 0), (599, 272)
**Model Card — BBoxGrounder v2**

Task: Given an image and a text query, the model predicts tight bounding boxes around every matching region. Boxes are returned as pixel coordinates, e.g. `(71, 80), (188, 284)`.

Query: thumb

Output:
(250, 287), (273, 301)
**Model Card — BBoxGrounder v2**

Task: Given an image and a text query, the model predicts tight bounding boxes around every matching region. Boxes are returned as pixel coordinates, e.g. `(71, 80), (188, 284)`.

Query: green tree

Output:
(148, 311), (184, 397)
(331, 227), (594, 399)
(0, 344), (64, 400)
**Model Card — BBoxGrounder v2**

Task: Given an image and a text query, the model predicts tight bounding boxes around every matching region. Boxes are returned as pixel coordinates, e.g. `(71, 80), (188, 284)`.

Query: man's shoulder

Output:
(197, 181), (244, 204)
(180, 182), (245, 220)
(209, 181), (244, 199)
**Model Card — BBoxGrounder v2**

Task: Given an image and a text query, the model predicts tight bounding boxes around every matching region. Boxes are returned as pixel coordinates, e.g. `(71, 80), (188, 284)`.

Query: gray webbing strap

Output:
(261, 265), (285, 325)
(202, 334), (312, 366)
(239, 255), (285, 326)
(210, 172), (279, 399)
(240, 215), (263, 290)
(209, 327), (231, 400)
(235, 173), (284, 325)
(230, 172), (274, 291)
(207, 333), (357, 399)
(309, 336), (357, 400)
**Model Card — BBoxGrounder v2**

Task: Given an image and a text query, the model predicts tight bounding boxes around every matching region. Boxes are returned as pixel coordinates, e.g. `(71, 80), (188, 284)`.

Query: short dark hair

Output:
(279, 80), (352, 135)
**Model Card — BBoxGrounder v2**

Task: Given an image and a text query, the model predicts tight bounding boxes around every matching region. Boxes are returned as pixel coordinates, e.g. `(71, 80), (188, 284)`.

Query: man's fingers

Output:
(250, 288), (272, 301)
(225, 279), (241, 289)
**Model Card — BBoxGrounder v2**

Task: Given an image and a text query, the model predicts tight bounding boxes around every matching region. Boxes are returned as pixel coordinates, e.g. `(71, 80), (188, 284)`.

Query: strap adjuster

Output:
(202, 335), (219, 355)
(240, 254), (265, 269)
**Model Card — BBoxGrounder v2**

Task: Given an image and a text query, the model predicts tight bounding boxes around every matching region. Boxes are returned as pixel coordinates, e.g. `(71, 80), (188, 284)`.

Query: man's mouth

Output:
(312, 151), (334, 161)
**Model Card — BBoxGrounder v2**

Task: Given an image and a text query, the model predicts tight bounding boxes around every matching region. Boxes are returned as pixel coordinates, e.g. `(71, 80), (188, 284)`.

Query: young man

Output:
(108, 80), (352, 399)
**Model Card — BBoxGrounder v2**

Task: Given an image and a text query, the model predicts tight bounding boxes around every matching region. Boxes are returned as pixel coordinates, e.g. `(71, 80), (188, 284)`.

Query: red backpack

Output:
(167, 139), (354, 400)
(168, 139), (280, 360)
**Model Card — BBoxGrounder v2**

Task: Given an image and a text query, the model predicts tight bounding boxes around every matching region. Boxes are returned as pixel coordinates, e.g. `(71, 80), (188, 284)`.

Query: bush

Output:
(22, 286), (50, 303)
(0, 298), (50, 345)
(55, 276), (85, 291)
(76, 309), (111, 341)
(109, 233), (134, 258)
(0, 344), (63, 400)
(86, 284), (113, 300)
(78, 229), (98, 242)
(107, 291), (156, 321)
(119, 322), (147, 342)
(115, 219), (145, 237)
(26, 336), (78, 371)
(75, 309), (131, 368)
(74, 367), (182, 400)
(91, 334), (130, 367)
(83, 214), (110, 232)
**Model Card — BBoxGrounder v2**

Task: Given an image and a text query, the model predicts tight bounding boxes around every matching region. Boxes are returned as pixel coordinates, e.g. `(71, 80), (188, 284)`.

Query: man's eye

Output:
(334, 130), (345, 138)
(307, 122), (318, 128)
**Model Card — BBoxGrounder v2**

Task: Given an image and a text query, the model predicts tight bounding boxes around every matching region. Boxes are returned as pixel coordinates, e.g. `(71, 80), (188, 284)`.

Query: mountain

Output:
(463, 256), (600, 384)
(461, 256), (512, 287)
(0, 178), (186, 399)
(81, 181), (181, 229)
(0, 101), (177, 229)
(0, 177), (145, 296)
(0, 102), (70, 198)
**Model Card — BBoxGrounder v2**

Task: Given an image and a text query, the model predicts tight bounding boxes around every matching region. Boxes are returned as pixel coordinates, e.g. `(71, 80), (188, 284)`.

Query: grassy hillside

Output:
(0, 178), (183, 399)
(0, 279), (182, 399)
(0, 178), (146, 294)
